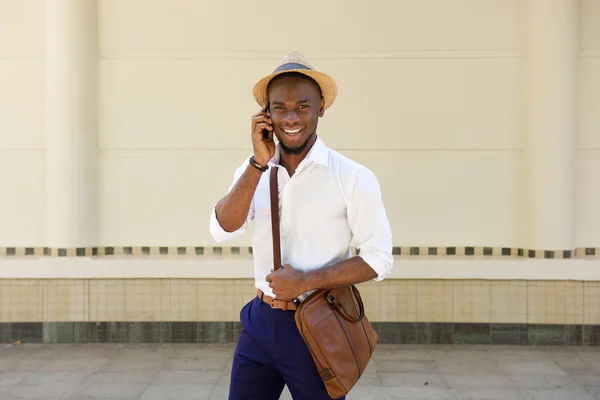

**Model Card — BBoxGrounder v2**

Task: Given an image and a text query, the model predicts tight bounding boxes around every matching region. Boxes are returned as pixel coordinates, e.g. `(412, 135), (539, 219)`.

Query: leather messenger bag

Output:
(269, 166), (379, 399)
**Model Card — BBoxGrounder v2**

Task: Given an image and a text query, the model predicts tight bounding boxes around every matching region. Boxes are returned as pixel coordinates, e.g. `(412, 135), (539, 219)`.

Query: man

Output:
(209, 51), (393, 400)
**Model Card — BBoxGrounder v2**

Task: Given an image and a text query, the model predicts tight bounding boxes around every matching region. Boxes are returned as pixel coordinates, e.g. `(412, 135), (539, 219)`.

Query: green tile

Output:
(583, 325), (600, 345)
(143, 322), (169, 343)
(491, 324), (528, 345)
(0, 323), (11, 343)
(454, 323), (490, 344)
(105, 322), (126, 342)
(454, 332), (490, 344)
(200, 322), (236, 343)
(85, 322), (123, 343)
(232, 322), (243, 342)
(126, 322), (143, 343)
(11, 323), (43, 343)
(565, 325), (582, 345)
(372, 323), (393, 344)
(392, 323), (419, 344)
(42, 322), (75, 343)
(73, 322), (87, 343)
(169, 322), (197, 343)
(529, 324), (566, 345)
(417, 323), (454, 344)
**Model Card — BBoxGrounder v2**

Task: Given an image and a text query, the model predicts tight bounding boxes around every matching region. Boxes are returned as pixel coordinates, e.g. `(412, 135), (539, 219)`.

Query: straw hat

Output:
(252, 50), (338, 110)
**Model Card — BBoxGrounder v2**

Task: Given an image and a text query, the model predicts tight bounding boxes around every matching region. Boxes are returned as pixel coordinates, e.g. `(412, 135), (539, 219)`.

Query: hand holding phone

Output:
(251, 102), (275, 167)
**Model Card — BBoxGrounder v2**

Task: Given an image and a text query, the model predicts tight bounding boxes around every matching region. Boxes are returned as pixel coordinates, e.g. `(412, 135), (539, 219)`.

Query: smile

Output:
(283, 128), (303, 136)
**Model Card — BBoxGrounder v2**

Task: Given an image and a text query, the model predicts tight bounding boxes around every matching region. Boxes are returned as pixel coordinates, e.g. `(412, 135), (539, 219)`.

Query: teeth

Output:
(284, 128), (302, 134)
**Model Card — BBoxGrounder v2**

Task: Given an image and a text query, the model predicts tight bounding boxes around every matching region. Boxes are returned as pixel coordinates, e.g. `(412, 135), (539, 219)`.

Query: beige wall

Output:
(96, 0), (524, 248)
(0, 0), (46, 246)
(578, 0), (600, 247)
(0, 0), (599, 271)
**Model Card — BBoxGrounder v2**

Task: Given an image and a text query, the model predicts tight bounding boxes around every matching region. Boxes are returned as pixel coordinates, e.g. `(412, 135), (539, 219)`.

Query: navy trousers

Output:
(228, 296), (345, 400)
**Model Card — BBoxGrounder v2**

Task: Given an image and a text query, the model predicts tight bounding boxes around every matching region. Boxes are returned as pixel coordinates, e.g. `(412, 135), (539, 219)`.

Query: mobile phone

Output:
(263, 102), (271, 139)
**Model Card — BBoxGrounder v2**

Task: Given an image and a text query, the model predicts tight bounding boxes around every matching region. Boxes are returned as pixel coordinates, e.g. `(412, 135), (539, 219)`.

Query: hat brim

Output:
(252, 68), (337, 111)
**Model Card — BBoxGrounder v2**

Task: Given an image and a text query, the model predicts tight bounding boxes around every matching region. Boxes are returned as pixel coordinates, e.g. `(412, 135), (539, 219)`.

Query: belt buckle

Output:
(266, 296), (278, 310)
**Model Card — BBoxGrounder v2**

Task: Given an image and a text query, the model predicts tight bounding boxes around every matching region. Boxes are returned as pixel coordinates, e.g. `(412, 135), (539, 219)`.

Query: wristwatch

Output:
(249, 155), (268, 172)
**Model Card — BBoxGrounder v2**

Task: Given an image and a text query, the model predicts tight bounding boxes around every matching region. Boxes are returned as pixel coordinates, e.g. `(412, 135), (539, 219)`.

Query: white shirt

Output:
(209, 136), (393, 300)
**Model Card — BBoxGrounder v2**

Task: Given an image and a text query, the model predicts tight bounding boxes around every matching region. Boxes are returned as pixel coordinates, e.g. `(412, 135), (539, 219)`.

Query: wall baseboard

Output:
(1, 322), (598, 346)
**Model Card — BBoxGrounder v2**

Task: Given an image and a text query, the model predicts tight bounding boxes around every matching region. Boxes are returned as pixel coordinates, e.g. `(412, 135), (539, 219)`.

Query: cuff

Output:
(358, 248), (394, 281)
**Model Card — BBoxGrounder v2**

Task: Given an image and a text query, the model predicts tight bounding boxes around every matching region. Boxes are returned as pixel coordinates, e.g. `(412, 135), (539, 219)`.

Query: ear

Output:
(318, 97), (325, 117)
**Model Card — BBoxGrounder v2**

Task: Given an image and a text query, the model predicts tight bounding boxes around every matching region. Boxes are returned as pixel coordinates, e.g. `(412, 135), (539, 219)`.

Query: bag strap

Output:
(270, 166), (281, 271)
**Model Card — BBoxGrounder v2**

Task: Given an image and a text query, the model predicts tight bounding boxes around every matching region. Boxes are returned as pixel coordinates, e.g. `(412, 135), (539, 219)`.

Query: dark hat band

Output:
(273, 63), (312, 73)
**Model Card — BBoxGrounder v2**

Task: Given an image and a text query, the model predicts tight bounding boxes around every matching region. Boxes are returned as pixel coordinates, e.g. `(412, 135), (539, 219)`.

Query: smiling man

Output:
(209, 51), (393, 400)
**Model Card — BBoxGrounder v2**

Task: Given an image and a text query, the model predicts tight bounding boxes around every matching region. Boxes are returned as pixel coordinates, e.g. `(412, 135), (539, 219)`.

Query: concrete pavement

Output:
(0, 343), (599, 399)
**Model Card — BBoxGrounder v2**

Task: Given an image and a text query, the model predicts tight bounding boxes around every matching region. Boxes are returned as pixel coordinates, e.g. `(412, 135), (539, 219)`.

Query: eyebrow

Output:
(271, 99), (312, 105)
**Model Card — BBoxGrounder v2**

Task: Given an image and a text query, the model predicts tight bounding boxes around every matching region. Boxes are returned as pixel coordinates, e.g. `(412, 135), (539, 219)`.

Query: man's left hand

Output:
(265, 264), (310, 301)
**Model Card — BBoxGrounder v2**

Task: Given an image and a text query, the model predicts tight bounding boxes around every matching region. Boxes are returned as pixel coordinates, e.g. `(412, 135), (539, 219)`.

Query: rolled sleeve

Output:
(209, 205), (250, 242)
(346, 167), (393, 281)
(208, 159), (255, 242)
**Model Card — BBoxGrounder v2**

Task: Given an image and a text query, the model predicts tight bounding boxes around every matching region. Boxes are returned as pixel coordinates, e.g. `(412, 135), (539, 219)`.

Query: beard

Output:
(277, 128), (316, 155)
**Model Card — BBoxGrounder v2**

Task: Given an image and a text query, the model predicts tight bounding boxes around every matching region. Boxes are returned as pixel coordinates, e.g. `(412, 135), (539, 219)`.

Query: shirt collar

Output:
(269, 135), (329, 168)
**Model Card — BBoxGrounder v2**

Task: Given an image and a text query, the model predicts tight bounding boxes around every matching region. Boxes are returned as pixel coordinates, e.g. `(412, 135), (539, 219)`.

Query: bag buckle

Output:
(326, 293), (335, 306)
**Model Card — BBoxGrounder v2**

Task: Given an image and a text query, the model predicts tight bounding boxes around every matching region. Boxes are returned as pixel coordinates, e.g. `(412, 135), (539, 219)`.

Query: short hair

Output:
(267, 72), (323, 98)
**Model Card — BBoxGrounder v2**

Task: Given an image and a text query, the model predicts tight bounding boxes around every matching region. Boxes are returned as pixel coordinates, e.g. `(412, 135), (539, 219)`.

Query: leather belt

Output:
(257, 289), (298, 311)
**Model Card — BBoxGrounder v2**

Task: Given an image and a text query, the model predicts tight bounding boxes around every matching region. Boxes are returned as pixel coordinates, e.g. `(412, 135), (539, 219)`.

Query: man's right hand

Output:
(251, 104), (276, 167)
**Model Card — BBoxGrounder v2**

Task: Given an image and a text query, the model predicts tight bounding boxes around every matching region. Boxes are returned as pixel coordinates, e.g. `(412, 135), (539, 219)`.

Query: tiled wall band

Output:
(1, 246), (599, 258)
(0, 277), (599, 345)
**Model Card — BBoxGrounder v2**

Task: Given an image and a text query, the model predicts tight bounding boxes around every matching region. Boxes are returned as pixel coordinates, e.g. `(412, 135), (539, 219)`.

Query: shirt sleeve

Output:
(209, 159), (255, 242)
(346, 167), (394, 281)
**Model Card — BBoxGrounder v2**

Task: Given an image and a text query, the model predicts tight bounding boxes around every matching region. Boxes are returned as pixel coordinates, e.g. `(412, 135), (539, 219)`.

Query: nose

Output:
(283, 111), (299, 125)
